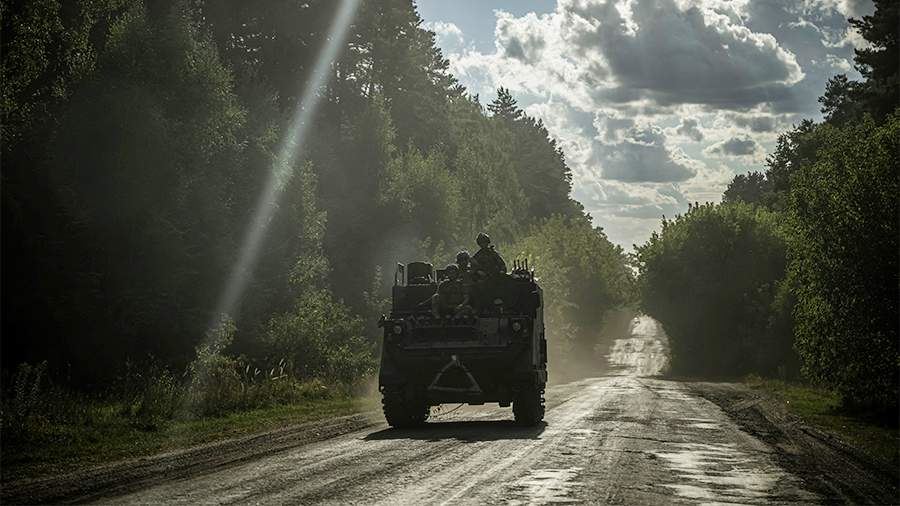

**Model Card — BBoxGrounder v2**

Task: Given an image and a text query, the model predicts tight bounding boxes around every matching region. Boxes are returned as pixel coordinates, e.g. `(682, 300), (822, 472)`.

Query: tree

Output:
(723, 172), (769, 205)
(0, 0), (620, 392)
(722, 120), (822, 212)
(511, 215), (634, 379)
(2, 1), (248, 380)
(788, 114), (898, 411)
(340, 0), (458, 151)
(636, 203), (795, 377)
(0, 0), (130, 148)
(849, 0), (899, 121)
(815, 0), (898, 125)
(488, 87), (522, 122)
(819, 74), (862, 126)
(487, 87), (578, 219)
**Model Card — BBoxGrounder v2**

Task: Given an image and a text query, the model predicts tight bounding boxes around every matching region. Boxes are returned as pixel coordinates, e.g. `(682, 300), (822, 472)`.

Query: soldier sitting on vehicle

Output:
(432, 264), (474, 319)
(456, 250), (472, 272)
(456, 250), (475, 287)
(472, 232), (507, 279)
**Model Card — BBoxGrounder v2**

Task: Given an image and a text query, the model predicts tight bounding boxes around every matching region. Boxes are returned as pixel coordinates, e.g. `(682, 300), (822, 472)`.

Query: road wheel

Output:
(382, 391), (429, 428)
(513, 385), (545, 426)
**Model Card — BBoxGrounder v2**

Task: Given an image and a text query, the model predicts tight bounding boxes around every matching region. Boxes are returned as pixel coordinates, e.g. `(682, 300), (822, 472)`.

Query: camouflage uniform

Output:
(432, 265), (473, 318)
(473, 245), (507, 277)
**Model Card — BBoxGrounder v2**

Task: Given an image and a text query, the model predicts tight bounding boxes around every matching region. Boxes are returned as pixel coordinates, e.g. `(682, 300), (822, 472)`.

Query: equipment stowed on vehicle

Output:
(377, 259), (547, 427)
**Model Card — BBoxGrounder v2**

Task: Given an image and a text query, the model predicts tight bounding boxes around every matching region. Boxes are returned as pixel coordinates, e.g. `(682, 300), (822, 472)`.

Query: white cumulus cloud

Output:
(426, 0), (860, 248)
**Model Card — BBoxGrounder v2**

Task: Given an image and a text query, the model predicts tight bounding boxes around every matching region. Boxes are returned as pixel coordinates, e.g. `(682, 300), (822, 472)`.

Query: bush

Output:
(1, 362), (106, 437)
(788, 114), (899, 411)
(183, 316), (244, 417)
(636, 202), (796, 377)
(2, 362), (48, 436)
(263, 289), (375, 385)
(116, 360), (181, 428)
(10, 361), (46, 420)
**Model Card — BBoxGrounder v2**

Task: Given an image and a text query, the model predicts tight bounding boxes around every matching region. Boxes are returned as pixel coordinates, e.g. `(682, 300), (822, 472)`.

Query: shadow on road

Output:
(365, 420), (547, 443)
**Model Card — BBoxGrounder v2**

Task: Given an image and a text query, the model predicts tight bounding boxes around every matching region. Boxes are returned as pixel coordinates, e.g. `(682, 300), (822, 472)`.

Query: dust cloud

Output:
(547, 307), (660, 384)
(607, 315), (670, 377)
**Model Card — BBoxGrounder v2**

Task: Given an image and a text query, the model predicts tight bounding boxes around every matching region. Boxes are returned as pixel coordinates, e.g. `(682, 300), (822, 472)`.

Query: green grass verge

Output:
(746, 377), (899, 468)
(1, 396), (369, 484)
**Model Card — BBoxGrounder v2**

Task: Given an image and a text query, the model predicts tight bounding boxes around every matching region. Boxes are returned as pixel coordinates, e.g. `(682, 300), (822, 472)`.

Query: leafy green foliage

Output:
(722, 171), (768, 206)
(487, 87), (522, 122)
(846, 0), (898, 122)
(716, 2), (898, 411)
(818, 1), (897, 125)
(488, 91), (578, 220)
(510, 216), (634, 375)
(184, 316), (243, 417)
(3, 1), (252, 379)
(381, 147), (461, 241)
(0, 0), (129, 146)
(636, 203), (795, 377)
(263, 289), (374, 385)
(722, 120), (822, 211)
(788, 115), (898, 410)
(8, 362), (48, 423)
(1, 0), (628, 404)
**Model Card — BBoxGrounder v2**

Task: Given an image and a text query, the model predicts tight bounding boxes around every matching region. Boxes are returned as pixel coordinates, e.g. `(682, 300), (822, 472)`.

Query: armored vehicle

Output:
(378, 260), (547, 427)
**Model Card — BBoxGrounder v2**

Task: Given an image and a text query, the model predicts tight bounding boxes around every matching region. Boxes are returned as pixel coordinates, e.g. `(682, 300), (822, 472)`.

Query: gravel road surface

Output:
(98, 316), (895, 505)
(10, 316), (893, 504)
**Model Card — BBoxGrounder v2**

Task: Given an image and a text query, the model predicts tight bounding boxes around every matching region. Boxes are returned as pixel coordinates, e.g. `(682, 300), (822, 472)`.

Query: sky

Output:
(416, 0), (873, 250)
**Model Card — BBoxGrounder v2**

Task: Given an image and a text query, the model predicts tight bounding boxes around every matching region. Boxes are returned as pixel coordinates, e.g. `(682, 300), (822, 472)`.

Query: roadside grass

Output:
(0, 395), (370, 484)
(745, 376), (899, 469)
(1, 352), (381, 484)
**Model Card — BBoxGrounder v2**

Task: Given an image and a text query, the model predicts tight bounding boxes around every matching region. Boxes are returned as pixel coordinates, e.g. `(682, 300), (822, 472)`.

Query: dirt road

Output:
(83, 315), (890, 505)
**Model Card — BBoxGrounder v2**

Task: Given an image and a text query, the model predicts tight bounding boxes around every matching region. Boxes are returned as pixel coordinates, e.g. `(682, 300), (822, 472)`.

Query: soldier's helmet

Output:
(456, 250), (470, 266)
(476, 232), (491, 247)
(444, 263), (460, 279)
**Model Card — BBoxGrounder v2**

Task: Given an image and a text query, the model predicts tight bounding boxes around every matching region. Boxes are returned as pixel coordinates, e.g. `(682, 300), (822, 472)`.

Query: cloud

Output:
(726, 113), (778, 132)
(575, 179), (692, 225)
(423, 21), (464, 51)
(428, 0), (860, 248)
(826, 53), (853, 71)
(595, 124), (698, 182)
(828, 26), (871, 50)
(704, 136), (762, 157)
(496, 12), (547, 63)
(806, 0), (875, 18)
(593, 111), (635, 142)
(563, 0), (805, 109)
(449, 0), (808, 112)
(676, 118), (704, 142)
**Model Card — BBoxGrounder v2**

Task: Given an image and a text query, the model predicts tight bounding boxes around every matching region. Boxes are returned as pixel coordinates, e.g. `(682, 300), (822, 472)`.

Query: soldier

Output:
(432, 264), (473, 318)
(472, 232), (507, 279)
(455, 250), (472, 272)
(456, 250), (476, 288)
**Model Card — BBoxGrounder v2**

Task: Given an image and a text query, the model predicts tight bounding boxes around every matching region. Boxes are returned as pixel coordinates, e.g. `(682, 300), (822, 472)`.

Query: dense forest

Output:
(2, 0), (896, 434)
(1, 0), (633, 416)
(636, 0), (898, 413)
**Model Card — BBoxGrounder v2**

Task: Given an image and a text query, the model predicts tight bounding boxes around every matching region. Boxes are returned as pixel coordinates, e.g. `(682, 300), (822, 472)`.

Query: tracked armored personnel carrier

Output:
(378, 260), (547, 427)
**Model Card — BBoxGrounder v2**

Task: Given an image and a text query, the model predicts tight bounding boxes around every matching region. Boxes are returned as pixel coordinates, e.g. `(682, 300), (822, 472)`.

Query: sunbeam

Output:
(212, 0), (361, 327)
